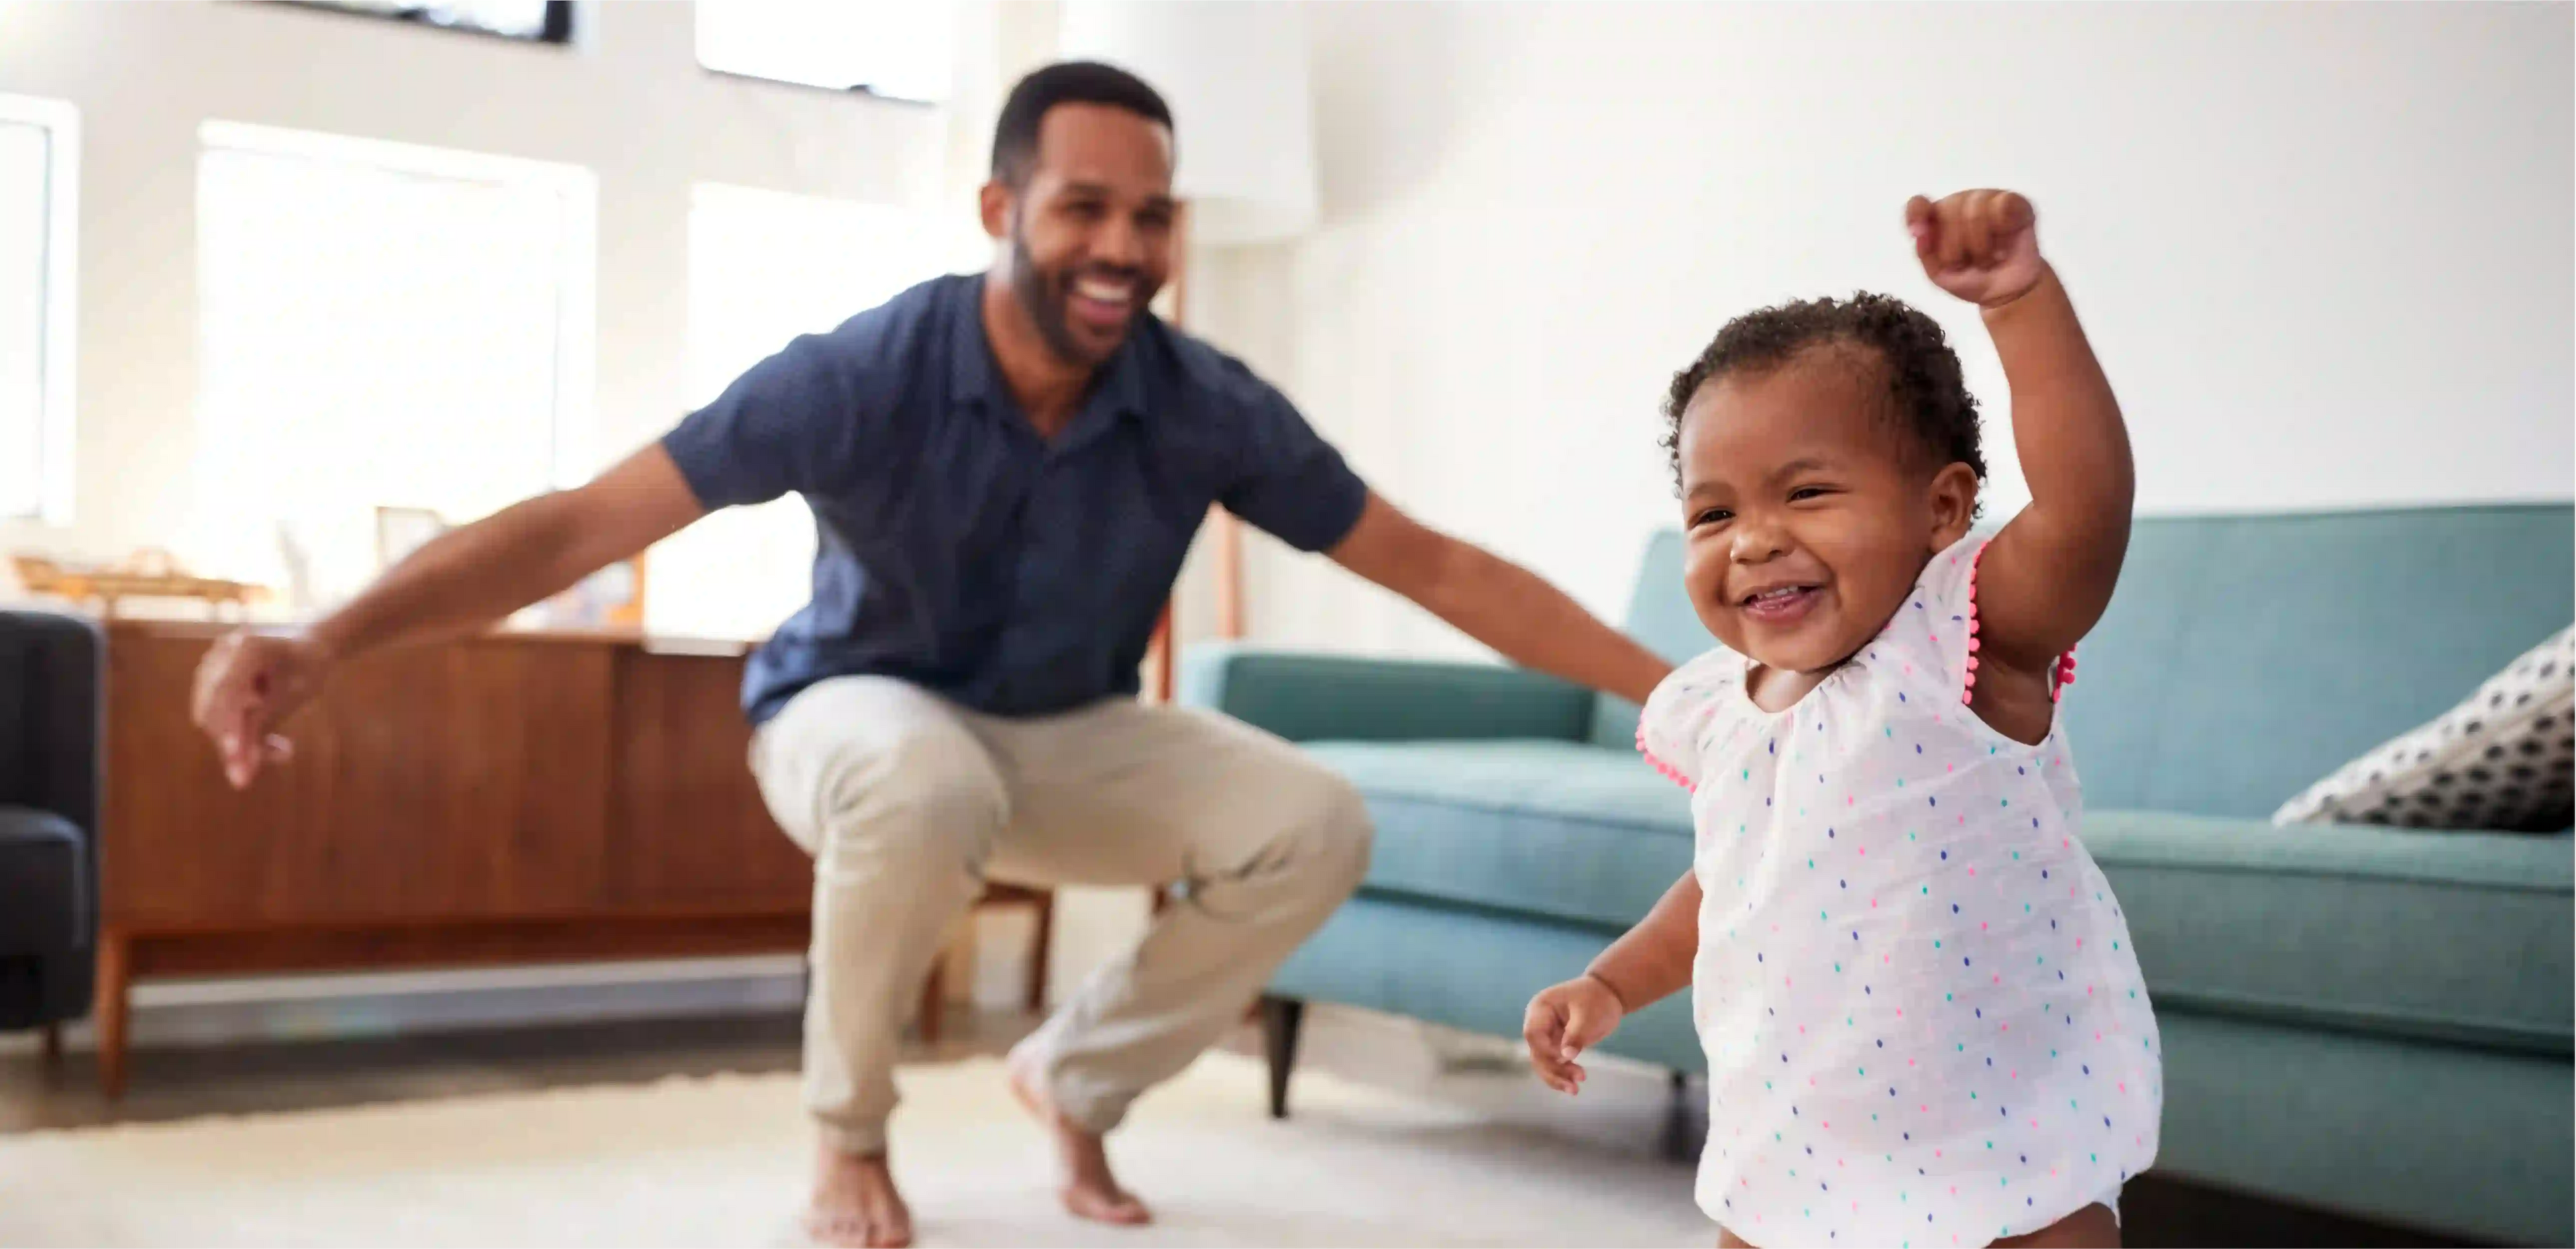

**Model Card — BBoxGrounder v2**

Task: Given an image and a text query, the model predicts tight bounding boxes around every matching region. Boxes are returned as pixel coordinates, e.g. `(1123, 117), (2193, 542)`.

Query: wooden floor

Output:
(0, 1005), (2475, 1248)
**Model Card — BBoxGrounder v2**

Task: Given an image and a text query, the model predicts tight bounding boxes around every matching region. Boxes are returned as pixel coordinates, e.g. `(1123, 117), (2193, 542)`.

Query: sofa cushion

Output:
(1304, 739), (2573, 1054)
(2066, 506), (2575, 818)
(2086, 810), (2573, 1054)
(1302, 739), (1690, 930)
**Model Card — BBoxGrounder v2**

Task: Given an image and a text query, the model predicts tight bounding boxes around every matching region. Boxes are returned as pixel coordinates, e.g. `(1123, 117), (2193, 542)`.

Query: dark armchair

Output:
(0, 608), (101, 1045)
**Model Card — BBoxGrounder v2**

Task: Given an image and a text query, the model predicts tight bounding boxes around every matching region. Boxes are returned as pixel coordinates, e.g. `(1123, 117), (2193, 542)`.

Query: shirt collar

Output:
(950, 272), (1152, 425)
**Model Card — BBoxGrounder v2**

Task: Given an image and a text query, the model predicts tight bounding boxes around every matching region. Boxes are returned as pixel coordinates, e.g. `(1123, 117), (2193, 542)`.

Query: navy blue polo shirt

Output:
(661, 273), (1370, 724)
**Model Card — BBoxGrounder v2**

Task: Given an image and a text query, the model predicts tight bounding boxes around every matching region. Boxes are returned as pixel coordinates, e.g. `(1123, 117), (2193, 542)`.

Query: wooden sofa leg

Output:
(1662, 1070), (1705, 1164)
(95, 930), (130, 1100)
(1022, 890), (1053, 1016)
(1259, 995), (1304, 1120)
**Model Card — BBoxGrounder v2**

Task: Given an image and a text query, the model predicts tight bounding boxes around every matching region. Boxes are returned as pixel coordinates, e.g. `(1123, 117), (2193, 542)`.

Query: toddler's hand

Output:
(1907, 189), (2044, 309)
(1523, 974), (1625, 1095)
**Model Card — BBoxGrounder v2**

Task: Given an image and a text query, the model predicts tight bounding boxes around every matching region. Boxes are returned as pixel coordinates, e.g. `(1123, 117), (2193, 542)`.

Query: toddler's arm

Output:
(1524, 869), (1700, 1094)
(1909, 191), (2135, 675)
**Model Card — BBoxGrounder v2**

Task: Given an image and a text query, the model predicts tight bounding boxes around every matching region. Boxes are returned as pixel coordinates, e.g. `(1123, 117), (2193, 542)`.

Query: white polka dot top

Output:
(1638, 533), (2161, 1248)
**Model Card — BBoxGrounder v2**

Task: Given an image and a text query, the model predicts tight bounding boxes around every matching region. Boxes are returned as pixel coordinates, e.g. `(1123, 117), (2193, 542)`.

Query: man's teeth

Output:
(1075, 279), (1134, 305)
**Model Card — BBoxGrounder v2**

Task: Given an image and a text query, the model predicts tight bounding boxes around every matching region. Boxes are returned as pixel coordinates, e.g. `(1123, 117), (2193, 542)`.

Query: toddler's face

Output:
(1676, 348), (1976, 675)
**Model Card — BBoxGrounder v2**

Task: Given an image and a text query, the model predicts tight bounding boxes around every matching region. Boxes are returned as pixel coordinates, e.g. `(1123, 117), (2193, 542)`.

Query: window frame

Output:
(0, 93), (79, 525)
(692, 4), (951, 105)
(268, 1), (577, 47)
(195, 119), (600, 493)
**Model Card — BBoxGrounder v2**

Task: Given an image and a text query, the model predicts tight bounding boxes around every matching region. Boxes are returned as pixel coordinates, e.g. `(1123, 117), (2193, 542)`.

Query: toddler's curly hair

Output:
(1661, 293), (1986, 506)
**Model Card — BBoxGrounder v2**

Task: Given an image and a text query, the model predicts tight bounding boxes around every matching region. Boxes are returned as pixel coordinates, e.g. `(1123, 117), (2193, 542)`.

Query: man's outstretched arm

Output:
(1327, 492), (1670, 706)
(191, 444), (708, 788)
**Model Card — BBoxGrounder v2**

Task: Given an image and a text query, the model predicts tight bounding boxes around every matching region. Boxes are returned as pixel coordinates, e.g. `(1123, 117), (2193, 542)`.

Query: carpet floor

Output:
(0, 1050), (1713, 1246)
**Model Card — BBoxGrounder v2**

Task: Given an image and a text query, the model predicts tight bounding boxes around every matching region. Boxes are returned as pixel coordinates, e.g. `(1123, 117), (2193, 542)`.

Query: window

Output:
(645, 183), (947, 641)
(279, 1), (574, 45)
(193, 121), (594, 604)
(695, 0), (954, 103)
(0, 96), (76, 523)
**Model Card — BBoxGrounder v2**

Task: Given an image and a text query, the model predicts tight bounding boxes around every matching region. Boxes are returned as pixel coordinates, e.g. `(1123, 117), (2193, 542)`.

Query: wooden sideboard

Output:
(97, 622), (815, 1095)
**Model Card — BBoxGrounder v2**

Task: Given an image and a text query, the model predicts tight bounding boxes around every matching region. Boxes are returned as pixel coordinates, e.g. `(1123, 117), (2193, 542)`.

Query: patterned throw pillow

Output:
(2273, 627), (2575, 832)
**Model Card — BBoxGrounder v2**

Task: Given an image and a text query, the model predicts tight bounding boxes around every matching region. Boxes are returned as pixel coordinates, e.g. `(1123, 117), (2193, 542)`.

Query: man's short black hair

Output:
(990, 60), (1175, 188)
(1661, 292), (1988, 504)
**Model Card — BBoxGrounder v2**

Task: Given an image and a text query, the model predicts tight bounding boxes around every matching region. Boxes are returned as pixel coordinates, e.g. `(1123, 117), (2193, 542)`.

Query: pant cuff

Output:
(1049, 1067), (1134, 1136)
(1012, 1030), (1133, 1136)
(814, 1116), (889, 1156)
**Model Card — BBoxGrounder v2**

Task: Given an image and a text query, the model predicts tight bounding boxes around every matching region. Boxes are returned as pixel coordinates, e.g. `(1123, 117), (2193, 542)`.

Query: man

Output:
(191, 62), (1670, 1248)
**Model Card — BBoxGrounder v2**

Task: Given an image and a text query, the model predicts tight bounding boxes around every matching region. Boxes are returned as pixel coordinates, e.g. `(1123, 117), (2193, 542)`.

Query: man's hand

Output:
(191, 630), (332, 789)
(1523, 974), (1626, 1095)
(1907, 189), (2045, 309)
(180, 445), (707, 792)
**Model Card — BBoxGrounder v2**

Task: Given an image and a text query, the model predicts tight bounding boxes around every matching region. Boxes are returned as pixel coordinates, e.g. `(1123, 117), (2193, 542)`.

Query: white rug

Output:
(0, 1052), (1711, 1246)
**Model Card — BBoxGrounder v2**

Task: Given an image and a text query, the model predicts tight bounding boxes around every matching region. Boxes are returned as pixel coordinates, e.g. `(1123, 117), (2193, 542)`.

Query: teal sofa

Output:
(1183, 504), (2574, 1246)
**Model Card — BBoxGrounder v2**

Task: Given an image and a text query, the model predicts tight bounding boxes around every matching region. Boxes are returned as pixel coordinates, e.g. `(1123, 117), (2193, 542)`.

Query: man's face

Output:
(989, 103), (1177, 367)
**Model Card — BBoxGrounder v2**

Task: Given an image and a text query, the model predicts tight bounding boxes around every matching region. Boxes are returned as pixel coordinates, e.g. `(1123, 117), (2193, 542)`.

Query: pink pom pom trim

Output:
(1961, 539), (2078, 706)
(1637, 725), (1697, 793)
(1962, 541), (1991, 706)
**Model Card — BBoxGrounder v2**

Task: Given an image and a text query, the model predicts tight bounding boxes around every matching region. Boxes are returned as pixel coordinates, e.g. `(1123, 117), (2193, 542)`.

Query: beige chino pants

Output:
(748, 675), (1373, 1154)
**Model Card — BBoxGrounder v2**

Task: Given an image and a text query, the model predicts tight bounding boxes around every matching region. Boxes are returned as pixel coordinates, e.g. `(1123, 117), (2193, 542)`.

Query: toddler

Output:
(1523, 191), (2158, 1248)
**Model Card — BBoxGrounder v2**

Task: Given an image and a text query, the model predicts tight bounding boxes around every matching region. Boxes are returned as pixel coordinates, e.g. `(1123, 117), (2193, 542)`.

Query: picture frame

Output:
(271, 1), (576, 46)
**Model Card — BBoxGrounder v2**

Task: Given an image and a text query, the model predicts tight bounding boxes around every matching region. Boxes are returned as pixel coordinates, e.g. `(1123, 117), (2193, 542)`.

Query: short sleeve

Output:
(1902, 532), (2077, 707)
(1636, 647), (1741, 792)
(1905, 533), (1984, 701)
(1216, 380), (1370, 553)
(660, 332), (861, 511)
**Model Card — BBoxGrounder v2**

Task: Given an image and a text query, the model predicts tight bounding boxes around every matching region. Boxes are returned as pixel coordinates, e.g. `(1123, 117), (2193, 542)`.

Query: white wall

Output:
(1198, 1), (2575, 661)
(0, 0), (961, 565)
(0, 0), (1166, 1032)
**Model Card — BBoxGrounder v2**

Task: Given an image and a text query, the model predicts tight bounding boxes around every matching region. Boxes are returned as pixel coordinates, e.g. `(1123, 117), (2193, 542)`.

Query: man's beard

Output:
(1009, 224), (1152, 368)
(1012, 228), (1096, 366)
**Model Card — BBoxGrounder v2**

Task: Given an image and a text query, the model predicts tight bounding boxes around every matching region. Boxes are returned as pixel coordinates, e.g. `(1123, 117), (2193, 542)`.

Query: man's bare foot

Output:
(804, 1144), (914, 1248)
(1006, 1052), (1152, 1226)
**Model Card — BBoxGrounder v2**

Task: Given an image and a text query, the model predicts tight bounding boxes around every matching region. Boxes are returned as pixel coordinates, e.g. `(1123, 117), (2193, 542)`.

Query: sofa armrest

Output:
(0, 609), (100, 969)
(0, 609), (99, 838)
(1178, 643), (1597, 744)
(0, 807), (85, 954)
